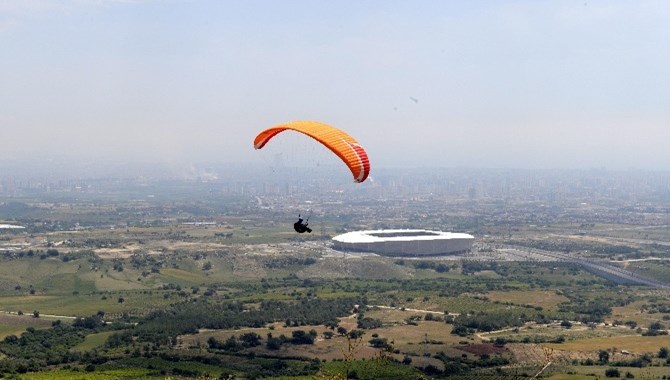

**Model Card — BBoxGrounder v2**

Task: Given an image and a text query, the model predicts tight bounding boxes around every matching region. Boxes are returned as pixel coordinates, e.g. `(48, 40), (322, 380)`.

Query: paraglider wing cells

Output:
(253, 120), (370, 183)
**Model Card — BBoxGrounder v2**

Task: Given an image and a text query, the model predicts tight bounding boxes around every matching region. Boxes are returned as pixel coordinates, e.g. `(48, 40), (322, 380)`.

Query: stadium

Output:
(332, 229), (475, 256)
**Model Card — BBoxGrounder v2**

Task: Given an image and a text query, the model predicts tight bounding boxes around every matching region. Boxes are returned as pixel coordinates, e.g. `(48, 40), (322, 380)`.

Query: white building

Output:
(332, 229), (474, 256)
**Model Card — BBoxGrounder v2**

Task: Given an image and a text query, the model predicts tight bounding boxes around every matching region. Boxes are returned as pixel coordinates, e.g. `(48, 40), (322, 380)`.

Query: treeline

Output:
(558, 291), (634, 323)
(208, 329), (320, 352)
(394, 260), (451, 273)
(451, 310), (554, 336)
(558, 301), (612, 323)
(260, 273), (581, 299)
(509, 240), (639, 256)
(420, 351), (510, 376)
(0, 315), (119, 374)
(264, 257), (317, 268)
(106, 297), (362, 348)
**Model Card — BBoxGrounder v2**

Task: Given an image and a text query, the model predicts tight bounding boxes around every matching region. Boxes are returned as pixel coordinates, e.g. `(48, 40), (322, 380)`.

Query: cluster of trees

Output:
(559, 301), (612, 323)
(642, 321), (668, 336)
(641, 302), (670, 314)
(428, 351), (510, 376)
(368, 335), (390, 349)
(0, 314), (116, 374)
(264, 257), (317, 268)
(112, 260), (124, 272)
(263, 330), (322, 350)
(557, 290), (635, 323)
(394, 260), (451, 273)
(207, 332), (262, 351)
(0, 280), (370, 377)
(492, 335), (566, 345)
(461, 260), (500, 275)
(147, 350), (321, 378)
(357, 316), (383, 330)
(612, 320), (639, 329)
(129, 253), (164, 273)
(578, 349), (670, 368)
(2, 248), (68, 261)
(106, 297), (362, 348)
(451, 310), (553, 336)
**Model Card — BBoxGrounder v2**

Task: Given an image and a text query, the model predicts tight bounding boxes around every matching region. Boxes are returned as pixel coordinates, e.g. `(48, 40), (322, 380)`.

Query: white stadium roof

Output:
(332, 229), (474, 256)
(333, 229), (474, 244)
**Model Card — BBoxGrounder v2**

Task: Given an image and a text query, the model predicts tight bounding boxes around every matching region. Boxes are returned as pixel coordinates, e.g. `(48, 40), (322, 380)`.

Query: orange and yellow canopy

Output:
(254, 120), (370, 183)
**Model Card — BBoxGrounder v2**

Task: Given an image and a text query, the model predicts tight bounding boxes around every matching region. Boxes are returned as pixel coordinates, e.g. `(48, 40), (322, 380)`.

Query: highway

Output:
(502, 246), (670, 289)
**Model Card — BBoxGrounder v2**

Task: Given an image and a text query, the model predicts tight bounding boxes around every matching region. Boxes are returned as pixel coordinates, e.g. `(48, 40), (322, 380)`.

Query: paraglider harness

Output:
(294, 214), (312, 233)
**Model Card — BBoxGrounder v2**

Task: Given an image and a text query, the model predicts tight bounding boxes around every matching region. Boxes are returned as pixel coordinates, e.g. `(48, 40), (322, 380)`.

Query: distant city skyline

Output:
(2, 1), (669, 170)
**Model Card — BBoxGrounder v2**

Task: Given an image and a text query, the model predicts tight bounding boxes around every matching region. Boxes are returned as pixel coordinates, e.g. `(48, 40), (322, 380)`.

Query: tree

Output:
(207, 336), (220, 349)
(598, 350), (610, 363)
(266, 334), (283, 350)
(451, 325), (470, 337)
(357, 317), (382, 329)
(239, 332), (261, 347)
(605, 368), (621, 378)
(659, 347), (669, 359)
(649, 321), (665, 331)
(222, 335), (240, 351)
(435, 263), (449, 273)
(368, 337), (388, 348)
(494, 337), (507, 347)
(291, 330), (315, 345)
(32, 310), (40, 318)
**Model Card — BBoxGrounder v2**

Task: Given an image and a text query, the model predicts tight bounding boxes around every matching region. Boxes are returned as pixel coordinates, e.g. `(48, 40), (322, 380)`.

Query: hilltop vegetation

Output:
(1, 174), (670, 379)
(0, 243), (667, 378)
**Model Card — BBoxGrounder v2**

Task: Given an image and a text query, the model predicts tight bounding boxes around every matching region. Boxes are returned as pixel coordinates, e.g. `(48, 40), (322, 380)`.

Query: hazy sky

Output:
(2, 0), (669, 170)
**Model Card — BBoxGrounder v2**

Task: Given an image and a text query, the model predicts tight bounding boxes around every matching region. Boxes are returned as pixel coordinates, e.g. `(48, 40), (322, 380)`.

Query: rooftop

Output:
(333, 229), (474, 244)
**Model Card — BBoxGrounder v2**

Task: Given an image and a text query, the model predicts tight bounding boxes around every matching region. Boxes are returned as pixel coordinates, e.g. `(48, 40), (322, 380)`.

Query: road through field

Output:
(370, 305), (460, 316)
(0, 310), (76, 320)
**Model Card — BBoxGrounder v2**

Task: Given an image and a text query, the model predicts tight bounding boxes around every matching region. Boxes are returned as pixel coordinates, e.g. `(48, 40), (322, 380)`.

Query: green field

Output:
(0, 214), (668, 379)
(487, 289), (570, 310)
(0, 312), (53, 339)
(0, 290), (179, 318)
(19, 368), (163, 380)
(549, 365), (670, 379)
(546, 334), (670, 354)
(72, 331), (118, 352)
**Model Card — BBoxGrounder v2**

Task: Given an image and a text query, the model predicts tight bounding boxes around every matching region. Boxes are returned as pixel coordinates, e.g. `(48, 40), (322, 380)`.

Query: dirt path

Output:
(476, 327), (519, 341)
(370, 305), (460, 316)
(0, 310), (76, 320)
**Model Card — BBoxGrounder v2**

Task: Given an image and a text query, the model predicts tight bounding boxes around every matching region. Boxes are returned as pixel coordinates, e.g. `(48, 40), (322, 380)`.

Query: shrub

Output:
(605, 368), (621, 377)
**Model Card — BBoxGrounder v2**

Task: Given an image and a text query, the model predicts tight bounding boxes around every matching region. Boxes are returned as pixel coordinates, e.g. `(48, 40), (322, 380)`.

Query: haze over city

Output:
(2, 0), (669, 171)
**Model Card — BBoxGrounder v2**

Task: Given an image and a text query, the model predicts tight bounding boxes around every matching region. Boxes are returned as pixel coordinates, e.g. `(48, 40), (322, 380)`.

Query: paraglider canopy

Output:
(253, 120), (370, 183)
